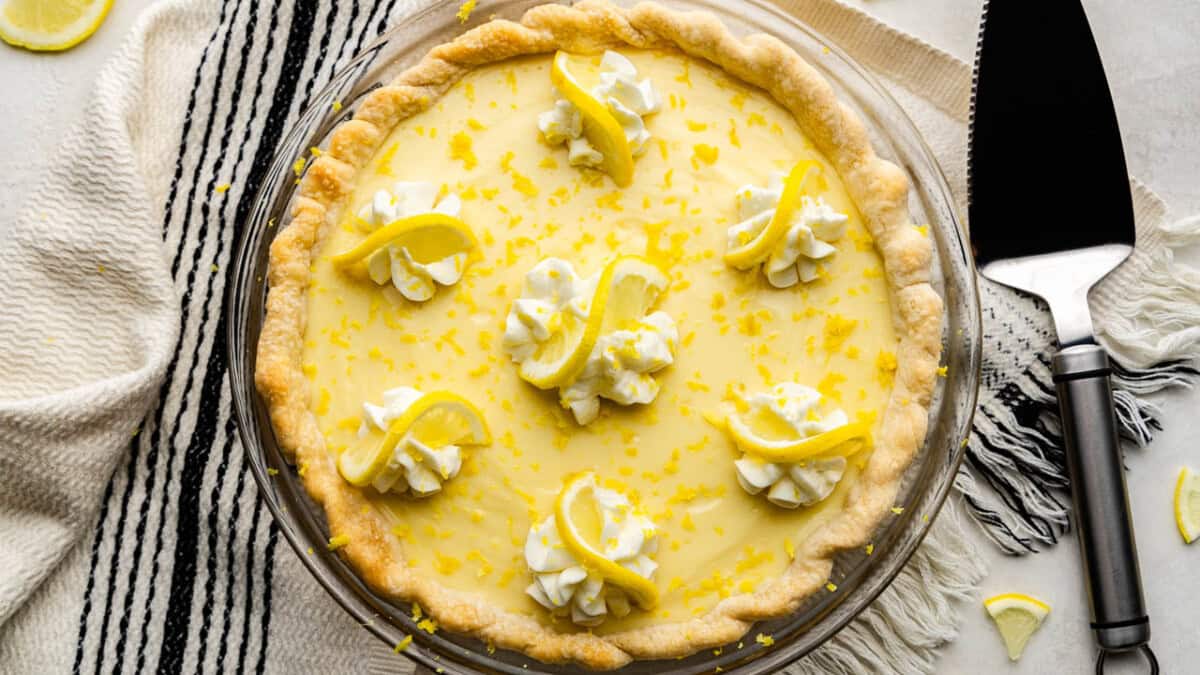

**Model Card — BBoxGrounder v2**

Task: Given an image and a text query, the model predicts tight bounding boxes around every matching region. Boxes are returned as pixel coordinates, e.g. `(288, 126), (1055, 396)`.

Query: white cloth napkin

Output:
(2, 1), (1197, 673)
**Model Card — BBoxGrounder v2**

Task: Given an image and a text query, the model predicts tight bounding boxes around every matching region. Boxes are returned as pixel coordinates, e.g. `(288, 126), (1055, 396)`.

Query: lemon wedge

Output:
(337, 391), (490, 488)
(331, 212), (479, 272)
(516, 255), (667, 389)
(726, 415), (871, 464)
(554, 471), (659, 609)
(550, 51), (635, 187)
(984, 593), (1050, 661)
(725, 159), (822, 269)
(0, 0), (112, 51)
(1175, 466), (1200, 544)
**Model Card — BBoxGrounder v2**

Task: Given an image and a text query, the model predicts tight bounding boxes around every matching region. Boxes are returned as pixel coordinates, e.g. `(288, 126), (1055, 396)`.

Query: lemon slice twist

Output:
(517, 255), (668, 389)
(331, 212), (479, 273)
(554, 472), (659, 610)
(984, 593), (1050, 661)
(337, 391), (491, 488)
(0, 0), (112, 52)
(550, 51), (635, 187)
(725, 159), (822, 269)
(725, 417), (872, 464)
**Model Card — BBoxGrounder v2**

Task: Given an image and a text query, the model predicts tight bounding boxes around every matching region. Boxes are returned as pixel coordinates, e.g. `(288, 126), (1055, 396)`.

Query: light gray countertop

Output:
(3, 2), (1197, 673)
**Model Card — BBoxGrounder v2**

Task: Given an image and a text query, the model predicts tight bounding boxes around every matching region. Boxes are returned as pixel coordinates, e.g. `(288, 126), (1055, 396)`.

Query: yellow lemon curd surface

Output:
(301, 50), (900, 632)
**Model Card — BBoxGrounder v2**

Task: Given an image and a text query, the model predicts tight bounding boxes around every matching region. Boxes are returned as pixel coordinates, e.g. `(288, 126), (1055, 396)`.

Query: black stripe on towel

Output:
(122, 2), (273, 666)
(72, 0), (243, 670)
(70, 476), (117, 675)
(156, 0), (322, 670)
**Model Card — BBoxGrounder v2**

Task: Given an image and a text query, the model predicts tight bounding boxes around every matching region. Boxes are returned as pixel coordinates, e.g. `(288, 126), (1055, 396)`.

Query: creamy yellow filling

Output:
(301, 50), (898, 632)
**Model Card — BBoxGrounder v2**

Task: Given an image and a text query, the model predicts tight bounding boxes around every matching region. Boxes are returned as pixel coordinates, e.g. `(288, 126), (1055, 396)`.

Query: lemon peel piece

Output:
(725, 160), (822, 269)
(554, 471), (659, 609)
(1175, 466), (1200, 544)
(0, 0), (112, 51)
(551, 51), (635, 187)
(984, 593), (1050, 661)
(337, 391), (490, 488)
(330, 212), (479, 272)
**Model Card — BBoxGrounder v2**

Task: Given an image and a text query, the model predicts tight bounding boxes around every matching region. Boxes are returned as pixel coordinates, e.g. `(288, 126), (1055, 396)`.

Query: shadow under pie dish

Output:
(241, 0), (974, 670)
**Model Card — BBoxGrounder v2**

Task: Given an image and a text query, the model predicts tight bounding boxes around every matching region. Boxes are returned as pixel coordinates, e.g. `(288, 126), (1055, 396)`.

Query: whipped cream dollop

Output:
(524, 484), (658, 626)
(538, 51), (661, 168)
(358, 386), (462, 497)
(727, 174), (849, 287)
(355, 181), (466, 301)
(730, 383), (849, 509)
(502, 258), (677, 424)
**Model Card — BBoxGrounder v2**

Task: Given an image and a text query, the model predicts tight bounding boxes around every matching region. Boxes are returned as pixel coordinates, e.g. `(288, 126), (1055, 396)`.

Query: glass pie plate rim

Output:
(227, 1), (983, 672)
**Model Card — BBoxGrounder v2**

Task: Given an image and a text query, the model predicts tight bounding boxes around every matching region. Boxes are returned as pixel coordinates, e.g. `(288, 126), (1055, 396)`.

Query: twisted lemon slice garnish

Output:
(330, 212), (480, 273)
(554, 471), (659, 609)
(728, 421), (871, 463)
(724, 159), (822, 269)
(518, 255), (668, 389)
(711, 398), (871, 463)
(337, 391), (491, 487)
(550, 51), (635, 187)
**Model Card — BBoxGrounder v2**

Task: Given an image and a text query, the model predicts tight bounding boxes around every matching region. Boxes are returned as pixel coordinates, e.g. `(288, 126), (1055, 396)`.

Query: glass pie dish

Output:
(227, 0), (982, 672)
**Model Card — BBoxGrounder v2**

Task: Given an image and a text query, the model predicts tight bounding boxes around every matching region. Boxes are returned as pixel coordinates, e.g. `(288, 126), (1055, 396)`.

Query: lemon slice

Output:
(554, 472), (659, 609)
(550, 51), (635, 187)
(1174, 466), (1200, 544)
(726, 416), (871, 464)
(330, 212), (479, 273)
(516, 261), (616, 389)
(984, 593), (1050, 661)
(337, 391), (490, 488)
(0, 0), (112, 51)
(517, 255), (666, 389)
(725, 160), (822, 269)
(599, 255), (670, 332)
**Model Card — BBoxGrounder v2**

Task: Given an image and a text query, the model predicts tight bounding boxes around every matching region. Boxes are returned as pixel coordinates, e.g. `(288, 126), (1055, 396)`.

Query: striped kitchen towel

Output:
(1, 1), (1196, 674)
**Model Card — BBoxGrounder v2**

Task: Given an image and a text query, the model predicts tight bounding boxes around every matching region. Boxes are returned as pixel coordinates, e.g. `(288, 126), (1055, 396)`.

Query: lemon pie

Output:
(255, 1), (942, 668)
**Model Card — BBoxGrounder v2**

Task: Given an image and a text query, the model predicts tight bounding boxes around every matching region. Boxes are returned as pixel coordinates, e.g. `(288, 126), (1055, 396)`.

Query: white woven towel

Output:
(1, 1), (1196, 674)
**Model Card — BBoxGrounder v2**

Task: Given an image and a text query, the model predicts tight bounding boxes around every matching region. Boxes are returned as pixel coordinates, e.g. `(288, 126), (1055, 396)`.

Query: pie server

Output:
(968, 1), (1157, 672)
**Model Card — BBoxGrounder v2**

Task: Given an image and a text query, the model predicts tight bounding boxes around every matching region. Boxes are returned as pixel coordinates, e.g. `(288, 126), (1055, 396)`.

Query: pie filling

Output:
(301, 50), (899, 633)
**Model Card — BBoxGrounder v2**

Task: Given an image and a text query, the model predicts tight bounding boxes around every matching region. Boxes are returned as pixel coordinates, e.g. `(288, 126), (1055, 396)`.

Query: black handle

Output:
(1053, 344), (1150, 652)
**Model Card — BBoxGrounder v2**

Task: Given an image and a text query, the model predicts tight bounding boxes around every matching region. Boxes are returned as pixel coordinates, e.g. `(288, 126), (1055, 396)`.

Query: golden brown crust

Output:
(254, 0), (942, 668)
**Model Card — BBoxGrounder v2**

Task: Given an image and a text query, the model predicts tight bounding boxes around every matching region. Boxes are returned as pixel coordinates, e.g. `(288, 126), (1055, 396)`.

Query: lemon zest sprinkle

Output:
(456, 0), (477, 23)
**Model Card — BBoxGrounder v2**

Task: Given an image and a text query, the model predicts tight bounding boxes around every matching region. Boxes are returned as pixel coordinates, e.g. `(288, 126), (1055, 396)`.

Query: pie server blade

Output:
(968, 1), (1156, 669)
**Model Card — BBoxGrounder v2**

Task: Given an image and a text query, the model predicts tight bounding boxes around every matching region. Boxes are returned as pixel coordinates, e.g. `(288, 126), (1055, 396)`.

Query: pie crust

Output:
(254, 0), (941, 668)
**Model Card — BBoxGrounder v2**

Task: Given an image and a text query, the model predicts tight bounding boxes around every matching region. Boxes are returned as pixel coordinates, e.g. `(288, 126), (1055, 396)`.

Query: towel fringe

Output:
(789, 501), (986, 674)
(958, 356), (1197, 554)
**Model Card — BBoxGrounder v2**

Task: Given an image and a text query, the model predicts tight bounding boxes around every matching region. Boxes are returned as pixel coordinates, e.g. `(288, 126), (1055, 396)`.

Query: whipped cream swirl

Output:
(358, 386), (462, 497)
(727, 174), (849, 287)
(731, 383), (849, 509)
(524, 485), (658, 626)
(538, 51), (661, 168)
(502, 258), (677, 425)
(356, 181), (466, 302)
